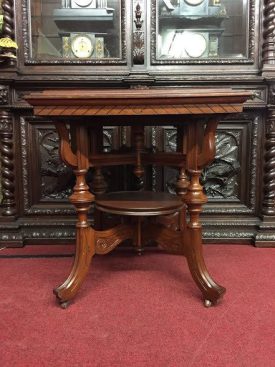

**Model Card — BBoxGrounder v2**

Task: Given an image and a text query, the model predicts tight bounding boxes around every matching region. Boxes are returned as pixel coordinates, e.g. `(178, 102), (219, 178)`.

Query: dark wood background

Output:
(0, 0), (275, 247)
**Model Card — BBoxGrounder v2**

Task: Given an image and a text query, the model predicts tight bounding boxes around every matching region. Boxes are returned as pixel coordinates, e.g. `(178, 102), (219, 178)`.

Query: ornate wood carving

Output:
(95, 224), (134, 254)
(201, 131), (240, 199)
(1, 0), (14, 39)
(39, 128), (74, 200)
(0, 0), (16, 63)
(0, 85), (9, 104)
(0, 110), (16, 216)
(164, 127), (241, 200)
(262, 0), (275, 65)
(163, 113), (259, 215)
(133, 2), (144, 65)
(20, 118), (75, 215)
(262, 108), (275, 215)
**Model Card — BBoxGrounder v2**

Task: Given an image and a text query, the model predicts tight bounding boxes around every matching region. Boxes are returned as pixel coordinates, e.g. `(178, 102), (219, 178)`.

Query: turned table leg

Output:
(183, 119), (226, 306)
(53, 124), (95, 307)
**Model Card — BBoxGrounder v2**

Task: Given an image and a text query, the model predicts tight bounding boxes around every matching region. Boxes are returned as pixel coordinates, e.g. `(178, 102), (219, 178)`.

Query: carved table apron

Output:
(25, 88), (252, 308)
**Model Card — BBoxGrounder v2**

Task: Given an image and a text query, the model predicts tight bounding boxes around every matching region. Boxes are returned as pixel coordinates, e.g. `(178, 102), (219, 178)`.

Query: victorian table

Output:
(25, 88), (252, 308)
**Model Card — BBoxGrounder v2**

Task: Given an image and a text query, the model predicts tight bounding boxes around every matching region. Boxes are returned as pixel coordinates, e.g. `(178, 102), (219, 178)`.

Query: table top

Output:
(24, 88), (253, 118)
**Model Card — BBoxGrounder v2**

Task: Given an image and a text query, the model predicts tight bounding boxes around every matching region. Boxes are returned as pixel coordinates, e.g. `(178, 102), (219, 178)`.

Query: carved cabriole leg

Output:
(184, 118), (225, 306)
(0, 110), (16, 216)
(53, 123), (95, 307)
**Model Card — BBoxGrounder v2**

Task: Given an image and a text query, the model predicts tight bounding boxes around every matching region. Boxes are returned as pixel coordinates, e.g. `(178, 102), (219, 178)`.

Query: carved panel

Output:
(0, 85), (8, 104)
(157, 114), (259, 214)
(201, 131), (241, 199)
(20, 117), (75, 215)
(38, 128), (74, 201)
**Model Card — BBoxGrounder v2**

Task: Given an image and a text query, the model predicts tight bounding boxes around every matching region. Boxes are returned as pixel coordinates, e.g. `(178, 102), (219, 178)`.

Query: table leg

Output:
(53, 124), (95, 307)
(184, 119), (226, 306)
(184, 170), (225, 306)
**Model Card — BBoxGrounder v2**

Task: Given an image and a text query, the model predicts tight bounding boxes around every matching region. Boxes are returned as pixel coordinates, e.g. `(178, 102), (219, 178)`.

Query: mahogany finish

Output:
(25, 87), (252, 308)
(96, 191), (183, 215)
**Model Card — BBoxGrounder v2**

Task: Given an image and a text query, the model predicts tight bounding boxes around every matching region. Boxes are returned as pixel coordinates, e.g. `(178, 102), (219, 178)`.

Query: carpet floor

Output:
(0, 244), (275, 367)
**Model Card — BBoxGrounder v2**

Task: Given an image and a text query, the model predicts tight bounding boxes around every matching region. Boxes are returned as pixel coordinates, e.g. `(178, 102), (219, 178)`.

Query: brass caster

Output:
(60, 300), (70, 309)
(136, 249), (144, 256)
(204, 299), (213, 308)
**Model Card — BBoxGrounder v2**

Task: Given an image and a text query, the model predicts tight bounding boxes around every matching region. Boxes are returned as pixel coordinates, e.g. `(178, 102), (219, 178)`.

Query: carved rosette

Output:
(262, 0), (275, 65)
(0, 110), (16, 216)
(262, 108), (275, 215)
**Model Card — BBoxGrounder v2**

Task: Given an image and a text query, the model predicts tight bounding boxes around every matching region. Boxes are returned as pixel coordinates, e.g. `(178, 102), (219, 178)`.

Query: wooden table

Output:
(25, 88), (252, 308)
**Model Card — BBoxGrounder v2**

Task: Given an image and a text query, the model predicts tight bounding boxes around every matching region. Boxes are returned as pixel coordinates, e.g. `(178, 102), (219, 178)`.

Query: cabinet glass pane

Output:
(157, 0), (249, 60)
(30, 0), (122, 60)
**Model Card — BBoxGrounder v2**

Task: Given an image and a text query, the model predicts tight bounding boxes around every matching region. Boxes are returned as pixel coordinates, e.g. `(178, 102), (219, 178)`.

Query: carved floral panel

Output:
(163, 125), (243, 200)
(38, 127), (74, 200)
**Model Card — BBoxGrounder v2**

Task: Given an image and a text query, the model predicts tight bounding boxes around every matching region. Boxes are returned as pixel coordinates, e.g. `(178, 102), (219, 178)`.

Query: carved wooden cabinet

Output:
(0, 0), (275, 247)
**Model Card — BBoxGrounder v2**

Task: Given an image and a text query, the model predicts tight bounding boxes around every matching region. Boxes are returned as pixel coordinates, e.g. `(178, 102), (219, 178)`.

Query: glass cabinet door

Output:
(28, 0), (124, 62)
(154, 0), (249, 62)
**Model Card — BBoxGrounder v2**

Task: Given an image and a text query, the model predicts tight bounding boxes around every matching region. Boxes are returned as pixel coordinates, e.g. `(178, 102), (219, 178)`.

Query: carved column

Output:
(0, 109), (16, 216)
(255, 85), (275, 246)
(262, 108), (275, 215)
(133, 2), (144, 65)
(262, 0), (275, 68)
(1, 0), (16, 63)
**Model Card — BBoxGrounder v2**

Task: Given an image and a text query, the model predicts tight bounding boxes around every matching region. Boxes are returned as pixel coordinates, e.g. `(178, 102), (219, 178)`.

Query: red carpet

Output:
(0, 245), (275, 366)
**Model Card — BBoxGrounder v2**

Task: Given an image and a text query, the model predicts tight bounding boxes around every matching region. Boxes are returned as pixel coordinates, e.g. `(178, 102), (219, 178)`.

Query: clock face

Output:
(183, 32), (207, 58)
(184, 0), (205, 5)
(71, 0), (96, 8)
(71, 35), (93, 58)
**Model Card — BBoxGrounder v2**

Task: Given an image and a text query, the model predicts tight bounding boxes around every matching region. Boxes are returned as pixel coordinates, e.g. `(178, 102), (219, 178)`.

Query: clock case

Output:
(2, 0), (275, 248)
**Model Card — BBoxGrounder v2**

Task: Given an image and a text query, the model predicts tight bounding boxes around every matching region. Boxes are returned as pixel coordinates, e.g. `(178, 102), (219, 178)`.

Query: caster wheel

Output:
(60, 301), (70, 309)
(204, 299), (213, 308)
